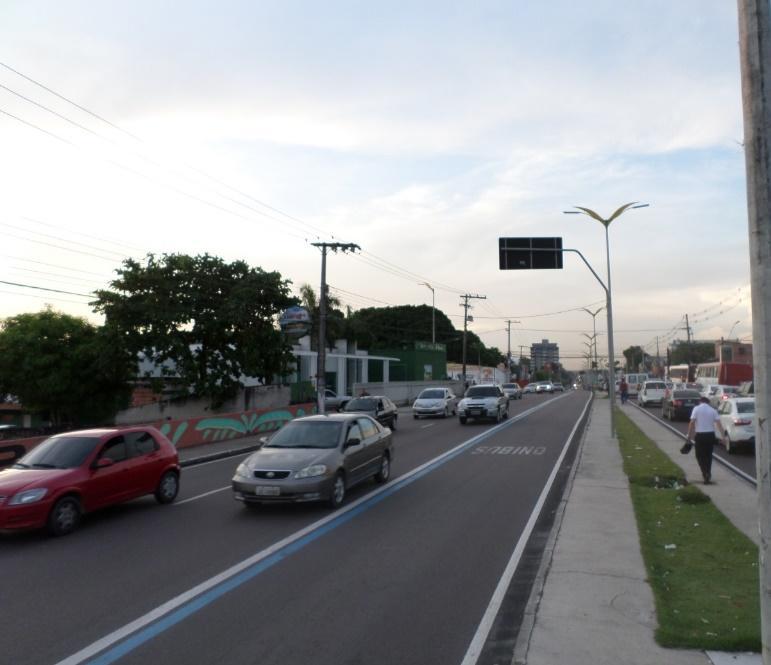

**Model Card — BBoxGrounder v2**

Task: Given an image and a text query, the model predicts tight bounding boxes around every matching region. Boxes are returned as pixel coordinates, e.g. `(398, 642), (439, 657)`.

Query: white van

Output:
(638, 380), (667, 407)
(616, 373), (649, 397)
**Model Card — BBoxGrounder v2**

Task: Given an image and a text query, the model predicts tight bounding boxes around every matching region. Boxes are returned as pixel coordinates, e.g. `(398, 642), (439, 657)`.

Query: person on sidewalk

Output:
(619, 376), (629, 405)
(686, 395), (727, 484)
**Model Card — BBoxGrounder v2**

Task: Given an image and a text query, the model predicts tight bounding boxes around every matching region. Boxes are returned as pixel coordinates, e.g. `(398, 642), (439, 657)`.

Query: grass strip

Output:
(615, 409), (760, 651)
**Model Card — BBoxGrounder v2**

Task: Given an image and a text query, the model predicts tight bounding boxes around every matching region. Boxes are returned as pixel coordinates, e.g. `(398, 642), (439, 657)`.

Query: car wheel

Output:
(459, 416), (467, 425)
(374, 454), (391, 483)
(155, 471), (180, 504)
(503, 404), (509, 419)
(495, 407), (502, 424)
(328, 472), (346, 509)
(725, 435), (735, 454)
(47, 496), (81, 537)
(391, 415), (397, 430)
(443, 406), (449, 418)
(413, 413), (418, 419)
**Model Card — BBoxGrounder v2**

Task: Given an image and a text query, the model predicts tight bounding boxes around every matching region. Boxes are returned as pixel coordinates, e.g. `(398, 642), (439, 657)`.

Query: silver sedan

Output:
(232, 414), (393, 509)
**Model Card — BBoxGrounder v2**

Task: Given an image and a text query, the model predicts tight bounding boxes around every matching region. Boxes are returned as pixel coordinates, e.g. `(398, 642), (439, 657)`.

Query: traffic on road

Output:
(0, 389), (590, 665)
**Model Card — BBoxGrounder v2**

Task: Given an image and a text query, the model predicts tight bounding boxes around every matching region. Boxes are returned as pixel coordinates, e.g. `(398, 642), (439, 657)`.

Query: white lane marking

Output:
(420, 423), (435, 429)
(174, 486), (230, 505)
(181, 451), (251, 470)
(56, 391), (580, 665)
(460, 395), (592, 665)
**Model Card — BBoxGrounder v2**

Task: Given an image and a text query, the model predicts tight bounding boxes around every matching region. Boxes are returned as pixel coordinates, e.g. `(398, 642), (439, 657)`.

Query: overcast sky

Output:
(0, 1), (751, 369)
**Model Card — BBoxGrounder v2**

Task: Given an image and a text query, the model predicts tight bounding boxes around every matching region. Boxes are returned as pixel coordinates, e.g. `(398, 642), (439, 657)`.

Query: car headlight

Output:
(294, 464), (328, 479)
(9, 488), (48, 505)
(235, 462), (251, 479)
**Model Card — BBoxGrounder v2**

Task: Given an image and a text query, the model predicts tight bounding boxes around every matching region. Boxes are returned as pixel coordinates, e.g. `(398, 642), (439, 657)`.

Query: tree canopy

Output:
(0, 308), (133, 425)
(669, 340), (716, 365)
(93, 253), (296, 406)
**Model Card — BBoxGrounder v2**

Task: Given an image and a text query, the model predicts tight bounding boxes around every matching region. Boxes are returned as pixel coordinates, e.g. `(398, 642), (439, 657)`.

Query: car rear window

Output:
(419, 389), (445, 399)
(467, 386), (499, 398)
(345, 398), (377, 411)
(723, 387), (739, 394)
(502, 384), (517, 389)
(737, 402), (755, 414)
(646, 382), (666, 389)
(673, 390), (700, 398)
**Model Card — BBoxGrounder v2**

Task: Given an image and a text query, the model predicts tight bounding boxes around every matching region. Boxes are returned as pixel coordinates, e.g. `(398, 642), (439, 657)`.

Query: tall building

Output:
(531, 338), (559, 370)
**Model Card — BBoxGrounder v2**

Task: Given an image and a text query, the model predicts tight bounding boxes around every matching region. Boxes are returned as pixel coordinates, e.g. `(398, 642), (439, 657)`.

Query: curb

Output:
(510, 396), (594, 665)
(179, 443), (261, 468)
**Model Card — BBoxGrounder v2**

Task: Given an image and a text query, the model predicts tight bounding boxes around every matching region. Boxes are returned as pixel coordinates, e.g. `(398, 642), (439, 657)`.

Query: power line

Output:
(0, 279), (92, 297)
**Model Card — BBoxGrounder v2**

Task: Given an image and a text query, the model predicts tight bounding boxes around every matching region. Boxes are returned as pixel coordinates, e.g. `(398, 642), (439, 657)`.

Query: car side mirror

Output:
(94, 457), (114, 469)
(258, 436), (269, 446)
(345, 437), (361, 448)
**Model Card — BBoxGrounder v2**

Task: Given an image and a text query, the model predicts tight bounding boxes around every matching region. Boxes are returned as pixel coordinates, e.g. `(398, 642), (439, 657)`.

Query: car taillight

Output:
(673, 400), (683, 407)
(721, 394), (730, 400)
(733, 418), (752, 426)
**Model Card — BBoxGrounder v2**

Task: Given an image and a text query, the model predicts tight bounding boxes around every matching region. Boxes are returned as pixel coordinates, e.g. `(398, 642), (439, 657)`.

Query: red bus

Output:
(694, 362), (753, 387)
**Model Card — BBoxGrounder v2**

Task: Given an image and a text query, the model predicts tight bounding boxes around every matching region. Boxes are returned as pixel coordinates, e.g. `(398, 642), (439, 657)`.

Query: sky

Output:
(0, 1), (753, 370)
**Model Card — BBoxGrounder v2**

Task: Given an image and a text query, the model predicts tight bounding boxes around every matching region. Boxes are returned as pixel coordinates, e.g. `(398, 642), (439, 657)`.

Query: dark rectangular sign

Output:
(499, 237), (563, 270)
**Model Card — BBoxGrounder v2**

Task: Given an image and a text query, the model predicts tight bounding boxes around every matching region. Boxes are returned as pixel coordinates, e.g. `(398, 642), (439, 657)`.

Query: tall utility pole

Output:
(460, 293), (486, 386)
(738, 2), (771, 660)
(505, 320), (520, 379)
(311, 242), (360, 415)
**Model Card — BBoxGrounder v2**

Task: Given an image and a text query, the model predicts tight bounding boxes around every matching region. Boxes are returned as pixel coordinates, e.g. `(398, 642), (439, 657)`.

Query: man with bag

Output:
(685, 396), (727, 484)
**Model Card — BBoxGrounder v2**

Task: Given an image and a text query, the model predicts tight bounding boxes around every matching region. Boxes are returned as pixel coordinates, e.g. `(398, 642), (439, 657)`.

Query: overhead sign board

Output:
(279, 305), (312, 338)
(499, 237), (563, 270)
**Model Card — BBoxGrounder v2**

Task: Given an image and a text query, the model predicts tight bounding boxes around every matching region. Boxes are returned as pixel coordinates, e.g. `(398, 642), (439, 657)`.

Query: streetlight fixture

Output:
(728, 320), (741, 340)
(419, 282), (436, 345)
(565, 202), (649, 434)
(581, 306), (604, 372)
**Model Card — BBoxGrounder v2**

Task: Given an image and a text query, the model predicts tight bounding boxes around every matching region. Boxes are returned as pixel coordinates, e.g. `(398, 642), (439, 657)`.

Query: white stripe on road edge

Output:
(56, 392), (578, 665)
(174, 486), (230, 505)
(460, 395), (593, 665)
(420, 423), (435, 429)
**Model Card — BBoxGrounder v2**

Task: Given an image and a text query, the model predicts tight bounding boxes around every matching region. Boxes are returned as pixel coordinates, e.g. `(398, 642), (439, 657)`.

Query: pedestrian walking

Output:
(619, 377), (629, 405)
(686, 395), (727, 484)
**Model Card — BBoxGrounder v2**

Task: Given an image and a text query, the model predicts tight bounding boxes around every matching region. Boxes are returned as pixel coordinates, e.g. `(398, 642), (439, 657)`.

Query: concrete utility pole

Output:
(506, 320), (512, 379)
(738, 2), (771, 660)
(460, 293), (486, 387)
(311, 242), (360, 415)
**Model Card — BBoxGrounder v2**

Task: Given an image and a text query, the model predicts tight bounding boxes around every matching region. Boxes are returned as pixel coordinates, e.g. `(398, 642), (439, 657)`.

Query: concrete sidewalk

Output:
(516, 398), (761, 665)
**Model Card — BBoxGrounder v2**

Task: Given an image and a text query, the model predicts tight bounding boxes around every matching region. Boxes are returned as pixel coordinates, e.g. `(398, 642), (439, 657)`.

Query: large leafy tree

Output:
(0, 309), (133, 425)
(669, 340), (715, 365)
(93, 253), (296, 406)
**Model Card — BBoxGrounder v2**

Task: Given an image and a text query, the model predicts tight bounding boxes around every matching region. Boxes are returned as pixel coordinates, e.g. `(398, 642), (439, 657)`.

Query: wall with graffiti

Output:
(153, 402), (317, 449)
(0, 402), (317, 467)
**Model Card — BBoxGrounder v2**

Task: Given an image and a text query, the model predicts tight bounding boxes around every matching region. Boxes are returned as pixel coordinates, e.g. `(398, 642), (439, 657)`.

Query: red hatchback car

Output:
(0, 427), (180, 536)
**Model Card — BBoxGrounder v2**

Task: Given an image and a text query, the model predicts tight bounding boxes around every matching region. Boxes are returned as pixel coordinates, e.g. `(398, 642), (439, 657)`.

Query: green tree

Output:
(93, 253), (296, 407)
(622, 345), (645, 372)
(0, 309), (133, 425)
(669, 340), (715, 365)
(298, 283), (345, 350)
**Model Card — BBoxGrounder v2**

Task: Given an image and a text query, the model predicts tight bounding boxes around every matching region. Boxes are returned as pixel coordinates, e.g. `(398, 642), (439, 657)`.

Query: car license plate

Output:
(470, 409), (482, 416)
(255, 486), (280, 496)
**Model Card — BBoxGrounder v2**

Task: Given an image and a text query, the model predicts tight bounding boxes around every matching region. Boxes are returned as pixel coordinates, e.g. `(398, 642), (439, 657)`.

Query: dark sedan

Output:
(343, 396), (399, 429)
(662, 389), (701, 421)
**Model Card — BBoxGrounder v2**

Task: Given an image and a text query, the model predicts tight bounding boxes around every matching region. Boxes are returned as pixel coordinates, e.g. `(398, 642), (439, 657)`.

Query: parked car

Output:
(638, 380), (667, 407)
(458, 385), (509, 424)
(412, 388), (457, 418)
(708, 385), (740, 409)
(323, 389), (352, 411)
(232, 414), (393, 509)
(501, 383), (523, 400)
(0, 427), (180, 536)
(343, 396), (398, 429)
(717, 397), (756, 454)
(662, 389), (701, 421)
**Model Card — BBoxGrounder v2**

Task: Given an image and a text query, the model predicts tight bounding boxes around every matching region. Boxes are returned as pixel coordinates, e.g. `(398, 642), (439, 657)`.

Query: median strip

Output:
(615, 409), (760, 651)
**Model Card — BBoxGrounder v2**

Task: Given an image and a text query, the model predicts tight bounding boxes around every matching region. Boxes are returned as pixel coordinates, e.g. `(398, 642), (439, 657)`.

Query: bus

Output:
(666, 364), (691, 384)
(694, 362), (753, 387)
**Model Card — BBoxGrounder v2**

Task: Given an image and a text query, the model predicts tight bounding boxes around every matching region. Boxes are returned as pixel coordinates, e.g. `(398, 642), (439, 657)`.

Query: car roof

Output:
(296, 413), (366, 422)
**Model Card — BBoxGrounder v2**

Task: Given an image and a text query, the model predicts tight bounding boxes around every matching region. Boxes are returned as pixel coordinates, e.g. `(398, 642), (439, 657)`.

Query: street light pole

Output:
(582, 306), (604, 375)
(565, 203), (649, 435)
(420, 282), (436, 344)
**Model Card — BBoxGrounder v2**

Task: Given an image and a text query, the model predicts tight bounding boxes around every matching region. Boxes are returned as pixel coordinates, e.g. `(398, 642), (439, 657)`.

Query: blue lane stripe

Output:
(86, 393), (576, 665)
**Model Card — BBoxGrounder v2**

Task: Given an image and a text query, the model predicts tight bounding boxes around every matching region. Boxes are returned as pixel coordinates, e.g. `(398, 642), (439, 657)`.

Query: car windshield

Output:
(736, 402), (755, 414)
(345, 398), (378, 411)
(264, 421), (342, 449)
(466, 386), (499, 398)
(502, 384), (517, 389)
(419, 389), (445, 399)
(14, 436), (101, 469)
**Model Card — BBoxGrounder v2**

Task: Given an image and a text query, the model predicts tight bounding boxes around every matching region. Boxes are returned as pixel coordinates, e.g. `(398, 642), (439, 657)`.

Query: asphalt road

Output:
(1, 391), (590, 665)
(628, 399), (757, 480)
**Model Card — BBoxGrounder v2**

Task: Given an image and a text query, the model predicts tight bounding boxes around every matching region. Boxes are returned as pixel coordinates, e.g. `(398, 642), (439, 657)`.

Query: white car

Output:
(458, 385), (509, 424)
(717, 397), (756, 453)
(523, 383), (538, 394)
(412, 388), (457, 419)
(709, 385), (740, 410)
(501, 383), (522, 400)
(535, 381), (554, 394)
(638, 380), (667, 407)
